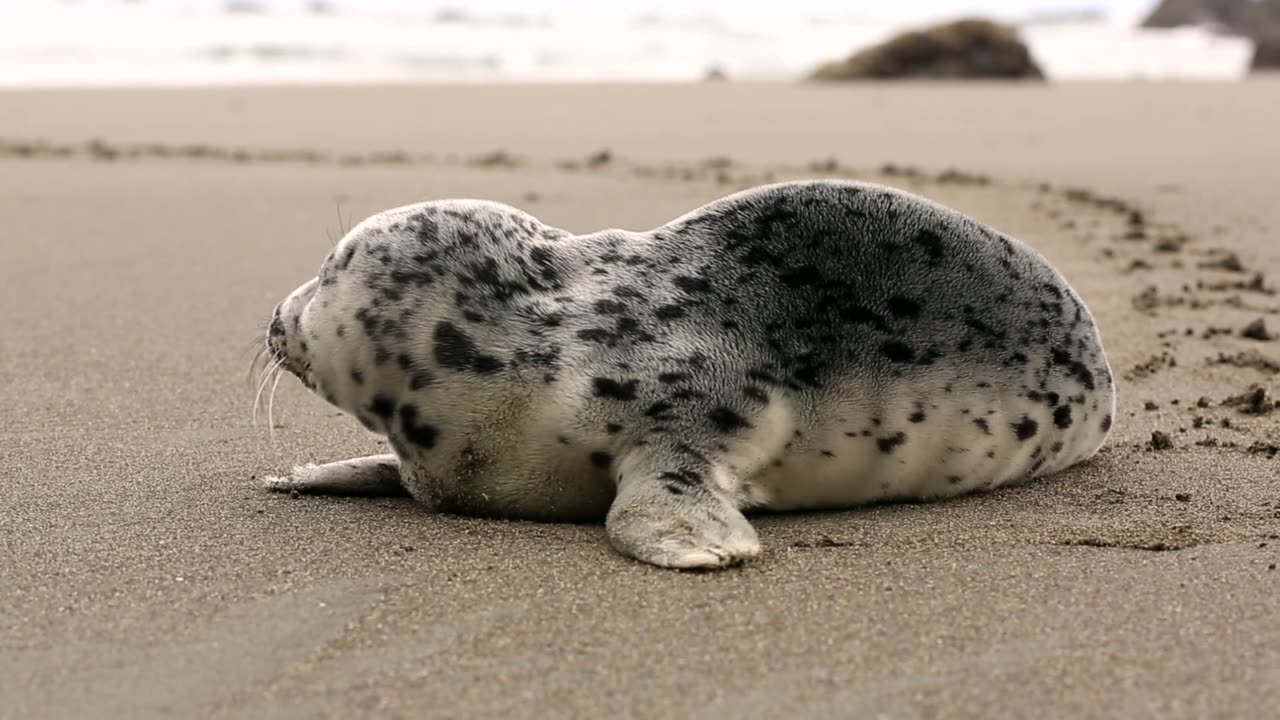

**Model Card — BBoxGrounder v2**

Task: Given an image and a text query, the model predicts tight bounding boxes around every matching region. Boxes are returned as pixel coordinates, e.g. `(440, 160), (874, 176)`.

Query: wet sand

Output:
(1, 80), (1278, 719)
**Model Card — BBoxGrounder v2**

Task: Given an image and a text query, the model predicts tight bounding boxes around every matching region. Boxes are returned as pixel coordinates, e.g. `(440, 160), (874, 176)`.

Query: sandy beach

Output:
(2, 80), (1278, 719)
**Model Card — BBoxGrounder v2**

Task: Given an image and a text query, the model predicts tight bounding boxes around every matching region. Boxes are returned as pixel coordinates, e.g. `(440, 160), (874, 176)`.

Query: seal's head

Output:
(260, 198), (571, 431)
(263, 229), (389, 419)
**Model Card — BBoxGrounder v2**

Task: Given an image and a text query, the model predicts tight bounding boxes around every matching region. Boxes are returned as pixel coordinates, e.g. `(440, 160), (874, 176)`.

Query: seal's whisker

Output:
(335, 201), (348, 237)
(246, 343), (270, 388)
(267, 368), (285, 441)
(252, 357), (282, 428)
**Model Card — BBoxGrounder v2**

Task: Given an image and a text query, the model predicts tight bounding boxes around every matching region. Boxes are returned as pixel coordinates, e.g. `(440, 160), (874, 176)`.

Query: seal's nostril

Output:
(269, 316), (285, 338)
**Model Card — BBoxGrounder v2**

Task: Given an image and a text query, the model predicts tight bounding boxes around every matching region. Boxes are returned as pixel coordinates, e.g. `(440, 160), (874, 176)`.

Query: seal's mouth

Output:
(250, 304), (314, 431)
(264, 305), (314, 380)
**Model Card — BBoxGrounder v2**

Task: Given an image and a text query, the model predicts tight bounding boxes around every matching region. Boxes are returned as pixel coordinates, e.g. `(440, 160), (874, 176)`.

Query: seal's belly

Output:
(739, 384), (1111, 512)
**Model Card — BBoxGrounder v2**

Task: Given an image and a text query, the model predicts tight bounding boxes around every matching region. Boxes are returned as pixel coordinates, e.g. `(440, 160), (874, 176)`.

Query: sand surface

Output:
(1, 81), (1278, 719)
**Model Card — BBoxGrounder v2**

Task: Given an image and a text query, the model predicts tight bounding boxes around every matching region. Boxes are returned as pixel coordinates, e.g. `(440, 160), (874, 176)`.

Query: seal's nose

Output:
(268, 311), (286, 341)
(267, 306), (287, 359)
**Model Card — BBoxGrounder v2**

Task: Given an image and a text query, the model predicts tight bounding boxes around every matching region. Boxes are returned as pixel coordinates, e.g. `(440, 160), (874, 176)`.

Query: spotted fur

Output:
(263, 180), (1116, 569)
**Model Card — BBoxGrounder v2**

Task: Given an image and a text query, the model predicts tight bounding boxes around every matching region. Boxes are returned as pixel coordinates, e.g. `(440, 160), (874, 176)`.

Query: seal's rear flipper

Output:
(262, 454), (409, 497)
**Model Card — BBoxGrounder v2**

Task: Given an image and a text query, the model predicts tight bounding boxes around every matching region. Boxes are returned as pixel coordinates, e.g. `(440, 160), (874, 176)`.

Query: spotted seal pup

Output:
(260, 179), (1115, 570)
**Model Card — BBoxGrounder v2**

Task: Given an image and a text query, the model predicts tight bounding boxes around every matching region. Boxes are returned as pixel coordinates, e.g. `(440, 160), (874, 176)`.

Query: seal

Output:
(259, 179), (1115, 570)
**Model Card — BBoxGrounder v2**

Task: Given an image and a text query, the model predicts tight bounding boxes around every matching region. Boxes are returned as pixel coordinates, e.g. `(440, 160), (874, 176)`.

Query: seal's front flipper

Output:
(261, 454), (409, 497)
(605, 448), (760, 570)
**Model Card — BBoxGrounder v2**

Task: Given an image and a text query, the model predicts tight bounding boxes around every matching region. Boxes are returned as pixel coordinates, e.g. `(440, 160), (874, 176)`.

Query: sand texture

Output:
(1, 81), (1278, 719)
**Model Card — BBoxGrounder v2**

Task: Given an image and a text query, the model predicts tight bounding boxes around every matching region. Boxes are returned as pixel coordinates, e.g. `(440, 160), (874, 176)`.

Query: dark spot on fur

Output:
(1053, 405), (1073, 429)
(658, 372), (690, 384)
(1101, 414), (1112, 432)
(839, 305), (888, 330)
(593, 377), (638, 401)
(974, 418), (991, 434)
(708, 406), (751, 434)
(659, 469), (701, 488)
(654, 304), (687, 321)
(593, 299), (626, 315)
(646, 402), (674, 419)
(1012, 416), (1039, 441)
(397, 404), (438, 449)
(368, 394), (395, 419)
(912, 229), (944, 260)
(673, 276), (711, 293)
(881, 341), (915, 363)
(433, 321), (504, 374)
(605, 422), (623, 434)
(887, 296), (921, 319)
(779, 265), (822, 288)
(908, 410), (926, 423)
(877, 432), (907, 453)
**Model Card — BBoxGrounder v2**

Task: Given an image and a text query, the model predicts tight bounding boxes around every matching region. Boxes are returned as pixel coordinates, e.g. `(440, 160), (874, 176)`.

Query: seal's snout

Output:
(266, 276), (328, 391)
(267, 310), (286, 348)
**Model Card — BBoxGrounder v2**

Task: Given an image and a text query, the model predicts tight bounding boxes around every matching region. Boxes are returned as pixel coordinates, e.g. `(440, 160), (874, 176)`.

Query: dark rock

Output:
(1149, 430), (1175, 450)
(703, 65), (729, 82)
(1254, 31), (1280, 69)
(1222, 384), (1276, 415)
(809, 19), (1044, 81)
(1143, 0), (1280, 35)
(1242, 318), (1272, 341)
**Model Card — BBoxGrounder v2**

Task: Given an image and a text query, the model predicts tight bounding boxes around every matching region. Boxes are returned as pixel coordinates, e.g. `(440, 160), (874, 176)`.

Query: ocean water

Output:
(0, 1), (1257, 86)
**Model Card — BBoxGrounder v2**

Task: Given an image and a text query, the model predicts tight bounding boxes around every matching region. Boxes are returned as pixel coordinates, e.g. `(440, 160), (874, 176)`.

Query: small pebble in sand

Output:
(1223, 385), (1275, 415)
(1241, 318), (1272, 341)
(1149, 431), (1175, 450)
(1196, 397), (1212, 408)
(1144, 401), (1159, 411)
(1201, 251), (1247, 273)
(1175, 493), (1191, 502)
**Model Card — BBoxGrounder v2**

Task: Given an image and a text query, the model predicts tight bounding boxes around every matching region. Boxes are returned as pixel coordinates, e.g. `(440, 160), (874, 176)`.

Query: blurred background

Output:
(1, 0), (1276, 86)
(5, 3), (1280, 719)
